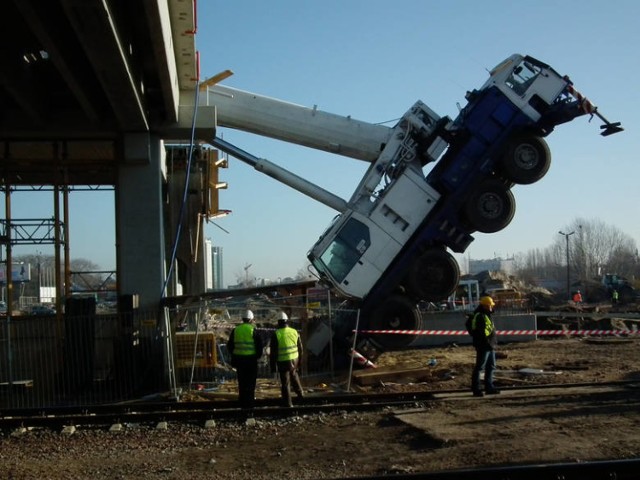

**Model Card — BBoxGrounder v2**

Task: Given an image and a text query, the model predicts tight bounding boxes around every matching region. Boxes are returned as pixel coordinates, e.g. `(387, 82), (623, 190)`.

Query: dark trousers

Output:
(277, 362), (304, 407)
(471, 348), (496, 392)
(234, 356), (258, 409)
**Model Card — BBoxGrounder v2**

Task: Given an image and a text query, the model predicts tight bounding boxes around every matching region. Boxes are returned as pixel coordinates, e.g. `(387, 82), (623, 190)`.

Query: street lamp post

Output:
(36, 251), (41, 304)
(559, 230), (575, 299)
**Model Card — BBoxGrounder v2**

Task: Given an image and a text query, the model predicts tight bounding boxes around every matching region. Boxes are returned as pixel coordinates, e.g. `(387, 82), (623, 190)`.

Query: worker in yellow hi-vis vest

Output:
(228, 310), (263, 410)
(270, 312), (304, 407)
(469, 296), (500, 397)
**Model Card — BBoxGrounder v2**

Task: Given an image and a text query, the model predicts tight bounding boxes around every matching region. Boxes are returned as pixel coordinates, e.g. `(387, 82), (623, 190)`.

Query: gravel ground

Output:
(1, 337), (639, 479)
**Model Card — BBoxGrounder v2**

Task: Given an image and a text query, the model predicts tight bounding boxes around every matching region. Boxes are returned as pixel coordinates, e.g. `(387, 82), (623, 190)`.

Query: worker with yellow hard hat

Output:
(469, 295), (500, 397)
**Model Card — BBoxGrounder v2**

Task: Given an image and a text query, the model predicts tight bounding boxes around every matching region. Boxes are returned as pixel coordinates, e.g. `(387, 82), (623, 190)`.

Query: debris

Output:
(351, 365), (435, 386)
(518, 368), (544, 375)
(518, 368), (563, 376)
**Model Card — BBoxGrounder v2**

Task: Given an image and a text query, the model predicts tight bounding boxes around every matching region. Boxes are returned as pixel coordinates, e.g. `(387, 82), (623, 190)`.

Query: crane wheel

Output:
(500, 134), (551, 185)
(464, 179), (515, 233)
(405, 248), (460, 302)
(367, 294), (423, 349)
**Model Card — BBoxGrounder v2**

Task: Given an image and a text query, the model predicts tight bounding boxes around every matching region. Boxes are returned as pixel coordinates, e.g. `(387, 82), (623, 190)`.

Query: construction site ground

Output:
(2, 335), (640, 479)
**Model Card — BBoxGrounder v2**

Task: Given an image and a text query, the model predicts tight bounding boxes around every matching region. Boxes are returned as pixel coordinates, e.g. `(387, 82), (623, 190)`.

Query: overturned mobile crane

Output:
(205, 54), (622, 349)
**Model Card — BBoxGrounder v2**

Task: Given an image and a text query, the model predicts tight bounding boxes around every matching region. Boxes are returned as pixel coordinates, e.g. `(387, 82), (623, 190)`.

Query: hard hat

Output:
(479, 296), (495, 308)
(278, 311), (288, 321)
(242, 309), (254, 321)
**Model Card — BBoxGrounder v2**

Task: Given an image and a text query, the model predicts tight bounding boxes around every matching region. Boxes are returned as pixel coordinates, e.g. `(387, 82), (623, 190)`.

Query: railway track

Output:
(1, 379), (638, 431)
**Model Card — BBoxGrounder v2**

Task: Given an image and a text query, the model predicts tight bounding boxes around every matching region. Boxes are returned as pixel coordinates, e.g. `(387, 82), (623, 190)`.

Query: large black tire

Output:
(367, 294), (423, 349)
(405, 248), (460, 302)
(464, 179), (516, 233)
(500, 134), (551, 185)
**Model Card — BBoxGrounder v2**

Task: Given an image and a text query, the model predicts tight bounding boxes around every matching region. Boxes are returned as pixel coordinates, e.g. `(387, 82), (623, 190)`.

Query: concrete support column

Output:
(116, 134), (167, 311)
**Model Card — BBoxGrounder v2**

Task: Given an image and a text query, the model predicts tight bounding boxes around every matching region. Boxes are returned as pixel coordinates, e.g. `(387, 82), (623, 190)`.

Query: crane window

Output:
(319, 218), (370, 283)
(506, 61), (541, 96)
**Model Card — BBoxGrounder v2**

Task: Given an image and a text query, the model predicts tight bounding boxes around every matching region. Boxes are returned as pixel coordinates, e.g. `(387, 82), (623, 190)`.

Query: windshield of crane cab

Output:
(316, 218), (370, 283)
(505, 60), (542, 96)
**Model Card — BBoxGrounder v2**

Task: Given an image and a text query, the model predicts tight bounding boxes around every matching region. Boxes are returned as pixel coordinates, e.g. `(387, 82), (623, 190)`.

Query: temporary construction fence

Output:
(0, 290), (349, 410)
(0, 308), (165, 409)
(162, 292), (349, 396)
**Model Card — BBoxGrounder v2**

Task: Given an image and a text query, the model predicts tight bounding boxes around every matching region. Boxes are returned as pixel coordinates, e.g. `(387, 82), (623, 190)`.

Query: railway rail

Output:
(330, 458), (640, 480)
(1, 379), (638, 431)
(3, 381), (640, 480)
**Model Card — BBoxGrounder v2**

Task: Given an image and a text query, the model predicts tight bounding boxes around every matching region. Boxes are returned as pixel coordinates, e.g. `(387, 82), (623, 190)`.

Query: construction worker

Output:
(270, 312), (304, 407)
(612, 289), (619, 306)
(572, 290), (583, 305)
(227, 309), (263, 410)
(469, 296), (500, 397)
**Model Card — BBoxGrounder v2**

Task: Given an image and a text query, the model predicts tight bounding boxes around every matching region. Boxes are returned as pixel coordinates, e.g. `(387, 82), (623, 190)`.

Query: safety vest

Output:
(471, 312), (494, 338)
(233, 323), (257, 356)
(275, 327), (299, 362)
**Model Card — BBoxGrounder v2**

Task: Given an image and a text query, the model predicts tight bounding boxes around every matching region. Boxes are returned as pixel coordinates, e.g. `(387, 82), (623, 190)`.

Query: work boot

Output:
(472, 390), (484, 397)
(486, 388), (501, 395)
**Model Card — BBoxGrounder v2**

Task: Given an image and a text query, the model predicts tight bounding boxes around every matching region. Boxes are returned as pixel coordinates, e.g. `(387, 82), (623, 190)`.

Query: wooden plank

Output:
(351, 365), (434, 386)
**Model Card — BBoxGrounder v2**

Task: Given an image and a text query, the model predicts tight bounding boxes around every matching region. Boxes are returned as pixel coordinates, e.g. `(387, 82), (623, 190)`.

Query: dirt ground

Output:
(1, 337), (640, 479)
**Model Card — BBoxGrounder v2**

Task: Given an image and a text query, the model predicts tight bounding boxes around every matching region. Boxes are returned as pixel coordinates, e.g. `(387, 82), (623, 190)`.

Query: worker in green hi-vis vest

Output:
(228, 310), (263, 410)
(270, 312), (304, 407)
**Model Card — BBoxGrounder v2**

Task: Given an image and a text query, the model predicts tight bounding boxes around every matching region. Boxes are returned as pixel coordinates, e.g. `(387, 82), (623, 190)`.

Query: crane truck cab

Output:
(207, 53), (622, 350)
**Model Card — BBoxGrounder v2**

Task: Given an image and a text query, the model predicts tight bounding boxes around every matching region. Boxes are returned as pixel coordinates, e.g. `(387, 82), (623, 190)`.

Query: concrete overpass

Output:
(0, 0), (217, 312)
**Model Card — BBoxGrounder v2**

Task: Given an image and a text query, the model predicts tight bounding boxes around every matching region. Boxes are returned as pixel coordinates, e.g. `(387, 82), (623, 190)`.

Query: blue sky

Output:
(197, 0), (639, 286)
(10, 1), (639, 288)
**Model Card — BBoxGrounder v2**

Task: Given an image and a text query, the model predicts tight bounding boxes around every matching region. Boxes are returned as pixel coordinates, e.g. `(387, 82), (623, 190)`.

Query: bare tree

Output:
(514, 247), (564, 284)
(70, 258), (105, 291)
(558, 218), (638, 281)
(515, 217), (638, 287)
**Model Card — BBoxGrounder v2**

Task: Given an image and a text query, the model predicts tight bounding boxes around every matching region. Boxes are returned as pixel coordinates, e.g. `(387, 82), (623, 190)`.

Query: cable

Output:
(161, 85), (200, 297)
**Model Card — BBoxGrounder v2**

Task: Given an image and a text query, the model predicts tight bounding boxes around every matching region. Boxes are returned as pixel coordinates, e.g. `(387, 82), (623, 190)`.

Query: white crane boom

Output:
(202, 84), (392, 162)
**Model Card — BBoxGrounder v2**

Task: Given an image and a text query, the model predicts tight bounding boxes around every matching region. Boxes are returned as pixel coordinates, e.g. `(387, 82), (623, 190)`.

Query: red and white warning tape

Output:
(357, 329), (639, 336)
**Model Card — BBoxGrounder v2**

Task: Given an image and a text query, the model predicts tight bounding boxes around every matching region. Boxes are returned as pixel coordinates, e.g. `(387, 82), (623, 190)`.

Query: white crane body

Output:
(205, 54), (622, 349)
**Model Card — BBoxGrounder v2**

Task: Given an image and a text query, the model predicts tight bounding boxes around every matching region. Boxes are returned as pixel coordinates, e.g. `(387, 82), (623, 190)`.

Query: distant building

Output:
(212, 246), (223, 289)
(204, 239), (224, 290)
(468, 257), (515, 276)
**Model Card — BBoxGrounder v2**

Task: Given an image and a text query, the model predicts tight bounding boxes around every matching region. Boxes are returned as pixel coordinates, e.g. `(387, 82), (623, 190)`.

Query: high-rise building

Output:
(204, 239), (224, 290)
(204, 239), (213, 291)
(212, 246), (223, 290)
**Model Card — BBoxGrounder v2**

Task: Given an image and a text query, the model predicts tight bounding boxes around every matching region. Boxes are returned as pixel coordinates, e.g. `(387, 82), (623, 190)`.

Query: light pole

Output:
(36, 251), (41, 304)
(559, 230), (575, 299)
